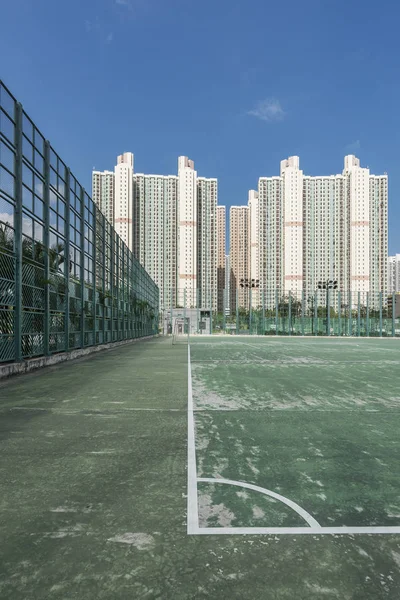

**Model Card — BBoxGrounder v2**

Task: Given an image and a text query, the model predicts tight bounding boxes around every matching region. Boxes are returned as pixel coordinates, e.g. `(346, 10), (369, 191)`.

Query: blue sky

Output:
(1, 0), (399, 253)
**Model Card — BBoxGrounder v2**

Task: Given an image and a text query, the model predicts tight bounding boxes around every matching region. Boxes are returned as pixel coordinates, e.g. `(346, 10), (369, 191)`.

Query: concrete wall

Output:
(0, 335), (159, 381)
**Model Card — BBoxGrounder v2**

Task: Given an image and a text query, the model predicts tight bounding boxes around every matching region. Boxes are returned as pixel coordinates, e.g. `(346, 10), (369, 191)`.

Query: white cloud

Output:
(115, 0), (133, 8)
(345, 140), (361, 152)
(0, 212), (14, 227)
(248, 98), (285, 123)
(84, 18), (101, 33)
(85, 18), (114, 44)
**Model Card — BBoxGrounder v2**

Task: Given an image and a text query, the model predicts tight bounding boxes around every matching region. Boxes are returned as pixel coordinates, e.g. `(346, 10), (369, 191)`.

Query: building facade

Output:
(93, 152), (134, 252)
(225, 254), (230, 315)
(132, 173), (178, 310)
(388, 255), (400, 293)
(229, 206), (249, 311)
(92, 170), (114, 225)
(257, 155), (388, 307)
(197, 176), (218, 310)
(93, 154), (219, 311)
(177, 157), (197, 307)
(114, 152), (134, 250)
(216, 206), (226, 313)
(248, 190), (260, 308)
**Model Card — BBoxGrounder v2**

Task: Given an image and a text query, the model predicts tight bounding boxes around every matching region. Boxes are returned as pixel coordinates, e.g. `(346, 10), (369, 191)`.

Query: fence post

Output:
(357, 291), (361, 337)
(184, 288), (186, 333)
(92, 193), (97, 344)
(349, 291), (352, 337)
(197, 288), (200, 334)
(43, 141), (50, 355)
(103, 216), (107, 342)
(116, 236), (120, 341)
(170, 286), (173, 335)
(262, 290), (265, 336)
(301, 290), (305, 336)
(236, 289), (239, 334)
(79, 189), (85, 348)
(338, 291), (341, 337)
(392, 292), (396, 337)
(64, 168), (71, 351)
(275, 289), (279, 336)
(249, 285), (252, 335)
(288, 290), (292, 336)
(222, 289), (226, 334)
(327, 288), (331, 336)
(366, 292), (370, 337)
(14, 102), (23, 361)
(210, 292), (213, 335)
(379, 292), (383, 337)
(314, 290), (317, 336)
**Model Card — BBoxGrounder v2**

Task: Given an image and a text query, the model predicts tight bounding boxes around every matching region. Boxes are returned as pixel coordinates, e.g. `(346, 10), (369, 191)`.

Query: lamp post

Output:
(317, 279), (338, 335)
(240, 278), (260, 334)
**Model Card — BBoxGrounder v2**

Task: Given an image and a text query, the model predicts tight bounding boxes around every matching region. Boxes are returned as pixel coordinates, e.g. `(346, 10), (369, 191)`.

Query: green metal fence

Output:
(0, 81), (159, 364)
(163, 288), (400, 337)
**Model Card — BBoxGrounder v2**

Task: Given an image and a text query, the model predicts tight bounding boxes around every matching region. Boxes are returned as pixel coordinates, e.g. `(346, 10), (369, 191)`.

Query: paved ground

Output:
(1, 336), (400, 599)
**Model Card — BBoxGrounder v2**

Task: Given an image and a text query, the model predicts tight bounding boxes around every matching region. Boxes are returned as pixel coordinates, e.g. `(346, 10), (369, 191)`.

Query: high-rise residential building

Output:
(197, 176), (218, 310)
(114, 152), (134, 250)
(257, 155), (388, 306)
(248, 190), (259, 308)
(230, 206), (249, 311)
(93, 153), (219, 311)
(225, 254), (230, 315)
(178, 156), (197, 308)
(216, 206), (226, 313)
(92, 170), (114, 224)
(388, 255), (400, 293)
(132, 173), (178, 310)
(92, 152), (134, 251)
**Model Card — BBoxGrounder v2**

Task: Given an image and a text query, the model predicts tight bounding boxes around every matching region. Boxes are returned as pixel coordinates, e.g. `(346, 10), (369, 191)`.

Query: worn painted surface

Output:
(1, 336), (400, 598)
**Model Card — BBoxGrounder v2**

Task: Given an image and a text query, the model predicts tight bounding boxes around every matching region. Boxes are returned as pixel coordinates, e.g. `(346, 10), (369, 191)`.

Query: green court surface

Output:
(1, 336), (400, 599)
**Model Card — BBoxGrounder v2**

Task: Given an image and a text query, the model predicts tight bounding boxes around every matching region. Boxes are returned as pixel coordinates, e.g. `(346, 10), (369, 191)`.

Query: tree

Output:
(277, 295), (302, 318)
(0, 223), (14, 252)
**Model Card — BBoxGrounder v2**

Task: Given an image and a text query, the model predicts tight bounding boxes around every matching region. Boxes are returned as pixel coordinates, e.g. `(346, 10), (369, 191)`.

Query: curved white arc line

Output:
(197, 477), (321, 529)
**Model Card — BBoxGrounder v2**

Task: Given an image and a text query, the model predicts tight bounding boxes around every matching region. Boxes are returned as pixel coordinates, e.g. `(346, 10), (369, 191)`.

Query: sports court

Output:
(1, 335), (400, 598)
(188, 337), (400, 536)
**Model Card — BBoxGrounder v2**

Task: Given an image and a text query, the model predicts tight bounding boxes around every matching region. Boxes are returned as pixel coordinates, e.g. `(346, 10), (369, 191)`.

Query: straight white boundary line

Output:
(197, 477), (321, 528)
(187, 344), (199, 534)
(195, 526), (400, 535)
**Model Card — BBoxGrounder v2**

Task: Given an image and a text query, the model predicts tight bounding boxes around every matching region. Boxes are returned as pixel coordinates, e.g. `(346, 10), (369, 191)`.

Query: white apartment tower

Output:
(224, 254), (231, 315)
(178, 157), (197, 307)
(132, 173), (178, 310)
(257, 155), (388, 306)
(281, 157), (304, 295)
(92, 170), (114, 224)
(388, 255), (400, 293)
(197, 177), (218, 310)
(93, 153), (219, 311)
(230, 206), (249, 311)
(114, 152), (134, 251)
(248, 190), (259, 308)
(93, 154), (135, 251)
(216, 205), (226, 312)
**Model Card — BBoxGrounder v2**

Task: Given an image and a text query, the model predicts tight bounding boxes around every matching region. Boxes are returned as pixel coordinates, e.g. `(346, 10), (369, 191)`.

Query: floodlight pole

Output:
(317, 279), (338, 336)
(239, 278), (259, 335)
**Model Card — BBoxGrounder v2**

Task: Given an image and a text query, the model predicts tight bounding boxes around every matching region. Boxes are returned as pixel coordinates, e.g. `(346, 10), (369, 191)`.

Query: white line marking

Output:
(187, 344), (199, 534)
(198, 477), (321, 528)
(195, 526), (400, 535)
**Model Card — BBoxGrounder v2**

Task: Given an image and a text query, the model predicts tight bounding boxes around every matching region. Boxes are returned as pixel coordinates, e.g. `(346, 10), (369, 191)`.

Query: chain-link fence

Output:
(0, 81), (159, 364)
(160, 288), (400, 337)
